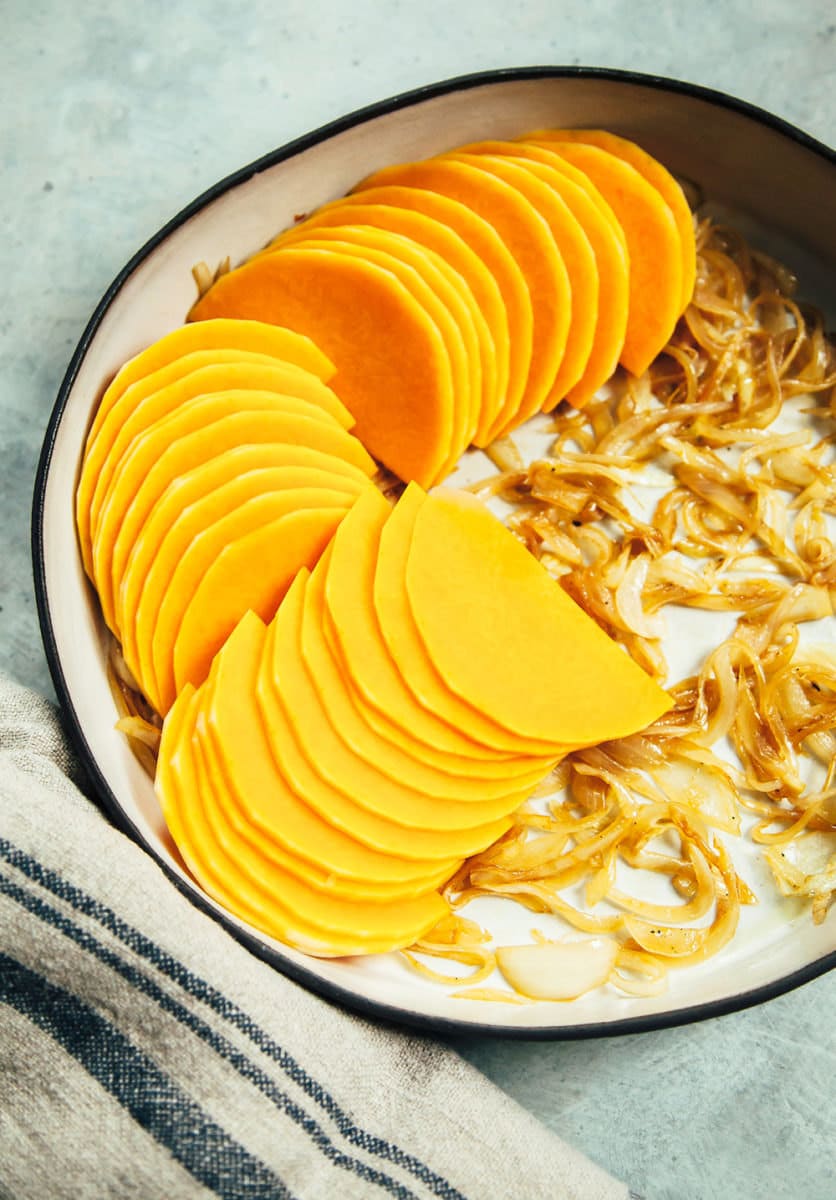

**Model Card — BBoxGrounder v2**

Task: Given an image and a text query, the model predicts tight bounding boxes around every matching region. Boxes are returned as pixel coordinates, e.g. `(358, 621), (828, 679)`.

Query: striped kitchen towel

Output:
(0, 671), (630, 1200)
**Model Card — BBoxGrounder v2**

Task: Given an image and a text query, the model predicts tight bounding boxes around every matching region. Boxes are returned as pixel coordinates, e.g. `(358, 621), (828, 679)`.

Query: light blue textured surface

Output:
(2, 3), (834, 1197)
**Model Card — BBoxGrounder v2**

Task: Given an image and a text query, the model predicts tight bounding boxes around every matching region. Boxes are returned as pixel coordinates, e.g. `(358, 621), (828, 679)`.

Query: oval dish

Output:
(33, 67), (836, 1038)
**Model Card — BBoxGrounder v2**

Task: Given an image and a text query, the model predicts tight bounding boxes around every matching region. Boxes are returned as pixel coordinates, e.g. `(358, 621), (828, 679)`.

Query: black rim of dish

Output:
(32, 65), (836, 1040)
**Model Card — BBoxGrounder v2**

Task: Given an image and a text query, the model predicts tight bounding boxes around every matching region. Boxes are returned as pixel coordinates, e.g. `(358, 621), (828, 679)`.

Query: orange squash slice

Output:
(276, 206), (503, 448)
(406, 487), (673, 745)
(324, 486), (535, 763)
(528, 128), (696, 309)
(268, 229), (479, 475)
(190, 247), (455, 487)
(454, 140), (630, 409)
(159, 674), (448, 955)
(523, 138), (682, 375)
(79, 320), (335, 570)
(374, 483), (566, 757)
(304, 544), (548, 798)
(353, 157), (569, 436)
(199, 615), (458, 885)
(94, 392), (373, 636)
(338, 184), (531, 446)
(116, 444), (368, 645)
(268, 199), (508, 444)
(145, 483), (353, 712)
(445, 151), (595, 419)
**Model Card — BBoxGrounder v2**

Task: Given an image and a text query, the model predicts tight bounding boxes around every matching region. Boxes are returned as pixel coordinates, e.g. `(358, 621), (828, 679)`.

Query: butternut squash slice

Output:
(353, 157), (569, 435)
(452, 140), (630, 409)
(192, 726), (456, 903)
(119, 459), (361, 703)
(84, 352), (352, 554)
(269, 572), (525, 829)
(80, 320), (335, 570)
(201, 613), (458, 884)
(256, 589), (513, 859)
(444, 151), (595, 421)
(94, 393), (374, 636)
(324, 486), (538, 764)
(172, 501), (357, 701)
(161, 677), (448, 956)
(289, 556), (542, 820)
(92, 367), (351, 613)
(80, 348), (300, 577)
(268, 230), (478, 477)
(190, 248), (454, 487)
(275, 203), (505, 447)
(524, 139), (682, 376)
(406, 487), (673, 745)
(303, 544), (549, 799)
(92, 358), (353, 524)
(89, 318), (335, 445)
(528, 128), (696, 310)
(146, 484), (353, 713)
(107, 406), (374, 654)
(336, 184), (531, 447)
(375, 482), (571, 757)
(116, 445), (368, 644)
(154, 681), (196, 866)
(321, 607), (552, 783)
(93, 391), (285, 633)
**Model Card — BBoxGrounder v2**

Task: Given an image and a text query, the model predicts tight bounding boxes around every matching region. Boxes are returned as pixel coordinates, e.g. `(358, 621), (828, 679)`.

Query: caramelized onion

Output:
(416, 219), (835, 1004)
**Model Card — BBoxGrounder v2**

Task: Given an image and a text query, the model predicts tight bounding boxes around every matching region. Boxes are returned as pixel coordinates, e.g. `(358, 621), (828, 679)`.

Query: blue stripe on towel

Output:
(0, 952), (291, 1200)
(0, 839), (464, 1200)
(0, 865), (434, 1200)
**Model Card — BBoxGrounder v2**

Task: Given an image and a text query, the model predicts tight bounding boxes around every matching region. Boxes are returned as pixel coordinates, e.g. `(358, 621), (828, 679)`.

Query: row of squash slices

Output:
(77, 128), (692, 957)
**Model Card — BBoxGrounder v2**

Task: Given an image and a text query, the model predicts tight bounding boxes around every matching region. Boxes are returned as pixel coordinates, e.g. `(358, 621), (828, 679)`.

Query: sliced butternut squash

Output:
(257, 588), (513, 858)
(162, 675), (448, 956)
(172, 500), (357, 700)
(324, 485), (529, 763)
(93, 391), (284, 632)
(146, 484), (353, 713)
(375, 483), (567, 757)
(338, 184), (532, 447)
(268, 199), (508, 439)
(89, 317), (335, 444)
(452, 140), (630, 409)
(269, 230), (478, 475)
(278, 562), (534, 824)
(154, 681), (196, 865)
(85, 353), (352, 565)
(80, 320), (336, 569)
(527, 128), (696, 310)
(321, 606), (554, 783)
(95, 380), (349, 624)
(190, 247), (454, 487)
(445, 151), (595, 421)
(94, 393), (374, 636)
(80, 348), (292, 577)
(523, 139), (682, 376)
(303, 544), (549, 799)
(192, 726), (456, 902)
(406, 486), (673, 745)
(202, 613), (458, 884)
(116, 445), (368, 642)
(354, 157), (568, 435)
(273, 571), (521, 837)
(119, 457), (360, 699)
(276, 204), (504, 447)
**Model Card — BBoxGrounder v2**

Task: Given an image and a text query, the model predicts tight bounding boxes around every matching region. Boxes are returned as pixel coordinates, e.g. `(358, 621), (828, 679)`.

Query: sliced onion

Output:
(614, 554), (666, 638)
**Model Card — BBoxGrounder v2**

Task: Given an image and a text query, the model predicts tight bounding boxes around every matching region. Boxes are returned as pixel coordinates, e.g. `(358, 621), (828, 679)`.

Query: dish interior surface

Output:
(37, 71), (836, 1034)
